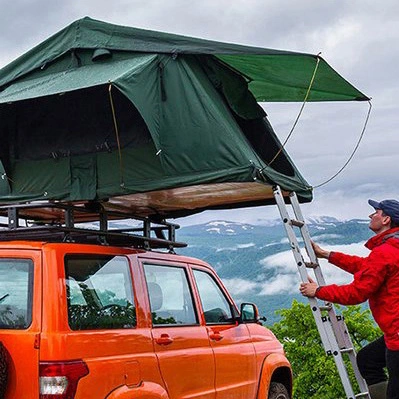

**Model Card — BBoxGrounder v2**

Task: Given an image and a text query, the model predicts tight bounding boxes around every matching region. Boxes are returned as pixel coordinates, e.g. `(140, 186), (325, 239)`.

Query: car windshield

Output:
(0, 259), (33, 329)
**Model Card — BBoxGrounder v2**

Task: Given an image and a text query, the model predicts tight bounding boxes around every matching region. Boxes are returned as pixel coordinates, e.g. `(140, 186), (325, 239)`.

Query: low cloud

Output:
(216, 243), (255, 252)
(258, 242), (369, 295)
(222, 278), (259, 296)
(259, 274), (299, 295)
(260, 250), (299, 273)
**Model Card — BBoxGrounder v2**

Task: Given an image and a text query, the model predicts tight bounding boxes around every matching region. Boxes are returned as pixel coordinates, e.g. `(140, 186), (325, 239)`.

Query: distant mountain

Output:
(175, 217), (372, 325)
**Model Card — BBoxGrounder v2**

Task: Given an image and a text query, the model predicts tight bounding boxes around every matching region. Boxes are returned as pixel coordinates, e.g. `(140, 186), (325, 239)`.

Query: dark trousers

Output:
(357, 336), (399, 399)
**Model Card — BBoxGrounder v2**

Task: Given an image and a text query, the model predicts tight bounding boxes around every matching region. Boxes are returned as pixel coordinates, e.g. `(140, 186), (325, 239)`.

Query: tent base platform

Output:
(105, 181), (293, 218)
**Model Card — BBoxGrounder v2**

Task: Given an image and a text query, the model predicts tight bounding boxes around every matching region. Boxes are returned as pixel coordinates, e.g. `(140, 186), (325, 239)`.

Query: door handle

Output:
(155, 333), (174, 345)
(209, 331), (223, 341)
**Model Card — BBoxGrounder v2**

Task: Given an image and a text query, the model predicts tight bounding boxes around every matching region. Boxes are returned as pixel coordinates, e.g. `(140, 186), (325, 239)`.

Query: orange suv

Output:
(0, 204), (292, 399)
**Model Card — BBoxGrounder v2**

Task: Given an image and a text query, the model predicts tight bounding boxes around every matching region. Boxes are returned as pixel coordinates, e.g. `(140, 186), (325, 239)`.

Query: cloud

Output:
(312, 234), (342, 240)
(258, 242), (369, 295)
(259, 274), (299, 295)
(220, 242), (371, 298)
(222, 277), (259, 296)
(216, 242), (256, 252)
(260, 250), (299, 274)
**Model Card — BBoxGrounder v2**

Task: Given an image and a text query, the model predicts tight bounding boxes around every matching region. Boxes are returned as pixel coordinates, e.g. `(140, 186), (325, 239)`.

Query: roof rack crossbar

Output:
(0, 202), (186, 250)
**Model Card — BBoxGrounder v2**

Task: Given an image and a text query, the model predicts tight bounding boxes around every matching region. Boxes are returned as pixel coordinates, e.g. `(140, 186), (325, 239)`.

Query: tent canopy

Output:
(0, 17), (368, 103)
(0, 18), (368, 220)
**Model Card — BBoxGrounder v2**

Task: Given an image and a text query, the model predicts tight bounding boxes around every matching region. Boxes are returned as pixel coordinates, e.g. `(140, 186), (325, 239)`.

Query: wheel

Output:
(268, 382), (290, 399)
(0, 342), (8, 399)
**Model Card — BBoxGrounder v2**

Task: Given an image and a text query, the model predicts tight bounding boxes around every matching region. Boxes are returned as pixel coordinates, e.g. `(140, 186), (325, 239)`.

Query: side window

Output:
(0, 259), (33, 329)
(65, 255), (136, 330)
(193, 269), (233, 324)
(144, 264), (197, 326)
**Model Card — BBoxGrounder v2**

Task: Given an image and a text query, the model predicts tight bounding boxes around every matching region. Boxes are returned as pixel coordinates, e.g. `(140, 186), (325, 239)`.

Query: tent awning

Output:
(218, 54), (368, 102)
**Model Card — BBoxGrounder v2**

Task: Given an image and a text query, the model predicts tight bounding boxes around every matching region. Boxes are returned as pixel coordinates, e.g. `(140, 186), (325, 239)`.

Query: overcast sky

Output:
(1, 0), (398, 225)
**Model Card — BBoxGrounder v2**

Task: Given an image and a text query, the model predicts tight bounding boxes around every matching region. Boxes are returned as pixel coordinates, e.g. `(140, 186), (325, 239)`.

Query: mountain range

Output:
(175, 217), (372, 325)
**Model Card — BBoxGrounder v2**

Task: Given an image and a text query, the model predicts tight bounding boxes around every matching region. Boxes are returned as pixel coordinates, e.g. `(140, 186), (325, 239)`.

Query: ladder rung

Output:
(305, 261), (318, 268)
(319, 304), (332, 311)
(355, 392), (370, 398)
(340, 347), (355, 354)
(290, 219), (304, 227)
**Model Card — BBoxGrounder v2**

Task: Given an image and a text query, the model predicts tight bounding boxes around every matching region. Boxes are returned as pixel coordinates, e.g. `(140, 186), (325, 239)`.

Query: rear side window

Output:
(65, 256), (136, 330)
(144, 264), (197, 326)
(0, 259), (33, 329)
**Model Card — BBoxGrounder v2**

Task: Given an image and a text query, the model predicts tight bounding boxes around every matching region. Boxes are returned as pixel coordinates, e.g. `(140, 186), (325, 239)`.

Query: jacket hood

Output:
(365, 227), (399, 250)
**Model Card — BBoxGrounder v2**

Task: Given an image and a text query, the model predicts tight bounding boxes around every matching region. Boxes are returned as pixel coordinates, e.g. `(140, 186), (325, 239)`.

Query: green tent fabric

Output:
(0, 17), (368, 219)
(0, 55), (158, 103)
(0, 17), (368, 103)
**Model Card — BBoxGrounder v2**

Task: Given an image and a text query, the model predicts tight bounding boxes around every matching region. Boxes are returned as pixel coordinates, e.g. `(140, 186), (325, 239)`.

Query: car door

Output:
(141, 260), (215, 399)
(192, 267), (258, 399)
(53, 251), (160, 398)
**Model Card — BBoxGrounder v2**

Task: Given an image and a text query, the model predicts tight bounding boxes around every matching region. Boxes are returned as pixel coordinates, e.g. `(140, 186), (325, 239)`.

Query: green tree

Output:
(270, 300), (382, 399)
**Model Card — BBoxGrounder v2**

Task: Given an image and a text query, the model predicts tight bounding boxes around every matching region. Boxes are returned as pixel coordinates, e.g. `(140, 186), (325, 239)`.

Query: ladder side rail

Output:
(321, 316), (360, 399)
(274, 187), (317, 285)
(329, 311), (356, 350)
(289, 190), (369, 395)
(273, 186), (370, 399)
(308, 298), (343, 357)
(289, 191), (358, 348)
(346, 350), (370, 396)
(274, 189), (340, 352)
(289, 191), (328, 285)
(289, 191), (316, 262)
(275, 193), (357, 397)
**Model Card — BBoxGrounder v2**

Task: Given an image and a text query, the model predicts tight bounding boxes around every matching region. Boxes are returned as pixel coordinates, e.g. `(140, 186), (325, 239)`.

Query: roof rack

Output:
(0, 202), (186, 250)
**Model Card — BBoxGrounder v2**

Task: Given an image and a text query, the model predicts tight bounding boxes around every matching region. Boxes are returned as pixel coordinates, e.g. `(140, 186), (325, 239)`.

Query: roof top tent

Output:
(0, 17), (368, 222)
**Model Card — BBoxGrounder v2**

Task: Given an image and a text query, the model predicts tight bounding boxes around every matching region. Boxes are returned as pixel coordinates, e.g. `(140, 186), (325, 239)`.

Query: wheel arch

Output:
(105, 381), (169, 399)
(257, 353), (292, 399)
(269, 366), (292, 397)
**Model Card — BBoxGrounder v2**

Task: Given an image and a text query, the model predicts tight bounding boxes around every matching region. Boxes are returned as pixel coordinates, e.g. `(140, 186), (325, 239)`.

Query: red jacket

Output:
(316, 227), (399, 350)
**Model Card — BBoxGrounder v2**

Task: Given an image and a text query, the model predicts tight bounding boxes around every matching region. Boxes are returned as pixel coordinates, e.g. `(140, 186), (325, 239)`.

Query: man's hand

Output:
(311, 241), (331, 259)
(300, 277), (319, 297)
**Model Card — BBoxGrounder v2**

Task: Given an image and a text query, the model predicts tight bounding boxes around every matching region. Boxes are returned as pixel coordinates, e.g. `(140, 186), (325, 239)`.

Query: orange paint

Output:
(0, 242), (291, 398)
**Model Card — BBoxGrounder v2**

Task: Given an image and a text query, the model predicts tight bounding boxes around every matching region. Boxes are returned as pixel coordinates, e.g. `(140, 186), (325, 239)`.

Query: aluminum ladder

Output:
(273, 185), (370, 399)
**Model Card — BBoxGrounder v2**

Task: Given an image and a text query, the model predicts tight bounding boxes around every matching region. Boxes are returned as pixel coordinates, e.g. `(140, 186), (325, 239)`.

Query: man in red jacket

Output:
(300, 199), (399, 399)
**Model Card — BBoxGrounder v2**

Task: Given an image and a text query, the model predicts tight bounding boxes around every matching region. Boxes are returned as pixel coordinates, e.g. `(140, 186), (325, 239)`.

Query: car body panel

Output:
(0, 248), (42, 399)
(0, 242), (292, 399)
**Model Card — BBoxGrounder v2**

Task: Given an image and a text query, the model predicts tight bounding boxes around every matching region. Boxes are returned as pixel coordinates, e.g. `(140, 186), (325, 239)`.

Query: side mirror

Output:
(239, 303), (266, 324)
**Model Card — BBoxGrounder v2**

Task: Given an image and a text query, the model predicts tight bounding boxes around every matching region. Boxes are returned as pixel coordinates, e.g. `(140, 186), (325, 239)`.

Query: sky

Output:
(0, 0), (398, 226)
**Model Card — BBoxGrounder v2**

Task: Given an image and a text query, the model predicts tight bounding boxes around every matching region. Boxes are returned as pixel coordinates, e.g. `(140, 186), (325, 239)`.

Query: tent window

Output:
(232, 115), (295, 177)
(8, 85), (152, 161)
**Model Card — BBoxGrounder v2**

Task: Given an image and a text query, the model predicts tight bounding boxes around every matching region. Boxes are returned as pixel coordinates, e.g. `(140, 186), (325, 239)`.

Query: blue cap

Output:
(368, 199), (399, 224)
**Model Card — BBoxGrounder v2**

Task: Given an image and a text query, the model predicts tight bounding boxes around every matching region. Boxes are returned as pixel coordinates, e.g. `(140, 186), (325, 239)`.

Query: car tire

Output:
(0, 342), (8, 399)
(268, 382), (290, 399)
